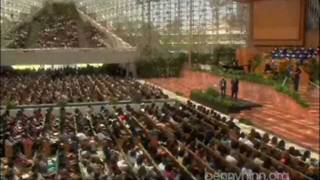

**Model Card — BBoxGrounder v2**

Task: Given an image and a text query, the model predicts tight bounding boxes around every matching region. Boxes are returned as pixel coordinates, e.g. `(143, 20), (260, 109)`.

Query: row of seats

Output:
(1, 102), (318, 179)
(0, 69), (167, 105)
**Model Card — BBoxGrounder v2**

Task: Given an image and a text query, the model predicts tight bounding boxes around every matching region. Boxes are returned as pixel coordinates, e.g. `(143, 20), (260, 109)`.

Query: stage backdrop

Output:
(251, 0), (306, 46)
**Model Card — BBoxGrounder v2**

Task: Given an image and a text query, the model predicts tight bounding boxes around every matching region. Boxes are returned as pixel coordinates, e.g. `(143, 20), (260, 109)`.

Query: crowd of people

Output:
(6, 15), (107, 49)
(6, 25), (30, 49)
(84, 23), (106, 48)
(271, 47), (319, 63)
(0, 68), (167, 106)
(1, 102), (319, 179)
(37, 15), (79, 48)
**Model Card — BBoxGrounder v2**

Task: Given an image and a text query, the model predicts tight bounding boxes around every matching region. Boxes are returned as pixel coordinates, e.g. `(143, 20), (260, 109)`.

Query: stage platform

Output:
(147, 69), (320, 153)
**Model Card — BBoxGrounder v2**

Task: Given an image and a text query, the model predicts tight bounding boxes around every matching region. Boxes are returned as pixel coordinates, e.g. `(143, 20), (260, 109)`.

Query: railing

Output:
(2, 47), (107, 51)
(0, 99), (176, 111)
(1, 47), (137, 65)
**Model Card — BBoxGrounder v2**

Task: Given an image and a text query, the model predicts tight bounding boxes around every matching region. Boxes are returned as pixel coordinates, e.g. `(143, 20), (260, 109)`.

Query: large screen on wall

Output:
(252, 0), (305, 46)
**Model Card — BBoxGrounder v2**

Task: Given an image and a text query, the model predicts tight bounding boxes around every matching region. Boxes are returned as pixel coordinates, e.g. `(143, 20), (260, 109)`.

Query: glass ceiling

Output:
(1, 0), (250, 49)
(1, 0), (45, 34)
(76, 0), (249, 48)
(1, 0), (318, 52)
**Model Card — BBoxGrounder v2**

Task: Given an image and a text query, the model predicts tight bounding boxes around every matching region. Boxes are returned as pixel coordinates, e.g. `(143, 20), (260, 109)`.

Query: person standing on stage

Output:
(234, 78), (239, 99)
(219, 78), (227, 97)
(293, 66), (302, 91)
(231, 78), (239, 99)
(231, 79), (235, 99)
(282, 64), (292, 86)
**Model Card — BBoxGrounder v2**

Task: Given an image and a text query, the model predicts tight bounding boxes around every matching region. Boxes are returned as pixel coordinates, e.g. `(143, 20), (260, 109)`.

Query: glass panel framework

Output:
(1, 0), (45, 34)
(1, 0), (250, 51)
(74, 0), (249, 51)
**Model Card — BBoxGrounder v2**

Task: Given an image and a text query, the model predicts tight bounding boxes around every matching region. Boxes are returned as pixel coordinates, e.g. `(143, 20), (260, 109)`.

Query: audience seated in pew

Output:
(185, 100), (319, 179)
(0, 68), (168, 106)
(1, 101), (319, 179)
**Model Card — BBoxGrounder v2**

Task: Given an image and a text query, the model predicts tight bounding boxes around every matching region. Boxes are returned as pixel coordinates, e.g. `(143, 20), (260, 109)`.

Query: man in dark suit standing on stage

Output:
(219, 78), (227, 97)
(231, 78), (239, 99)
